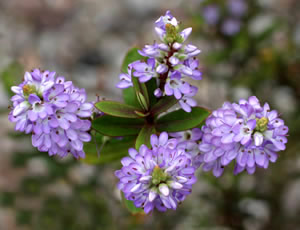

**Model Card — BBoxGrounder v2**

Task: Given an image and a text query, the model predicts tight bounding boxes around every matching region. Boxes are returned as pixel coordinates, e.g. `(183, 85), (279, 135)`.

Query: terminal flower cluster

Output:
(115, 132), (197, 213)
(117, 11), (202, 112)
(198, 96), (288, 176)
(9, 69), (93, 158)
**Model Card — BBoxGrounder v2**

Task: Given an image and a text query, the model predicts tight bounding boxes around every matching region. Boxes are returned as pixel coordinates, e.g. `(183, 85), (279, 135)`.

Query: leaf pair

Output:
(92, 105), (210, 138)
(92, 47), (211, 153)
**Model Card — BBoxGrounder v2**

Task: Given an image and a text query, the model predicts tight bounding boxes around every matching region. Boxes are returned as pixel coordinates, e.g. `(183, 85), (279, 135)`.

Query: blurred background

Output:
(0, 0), (299, 229)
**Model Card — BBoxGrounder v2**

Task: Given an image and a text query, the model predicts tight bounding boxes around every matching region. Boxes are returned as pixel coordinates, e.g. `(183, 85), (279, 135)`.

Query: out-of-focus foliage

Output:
(1, 62), (24, 97)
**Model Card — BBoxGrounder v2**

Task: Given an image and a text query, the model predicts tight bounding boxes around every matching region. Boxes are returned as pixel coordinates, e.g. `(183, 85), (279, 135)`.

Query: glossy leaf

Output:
(150, 96), (178, 117)
(132, 76), (150, 111)
(136, 92), (149, 111)
(82, 134), (135, 165)
(123, 87), (140, 108)
(135, 125), (156, 149)
(92, 115), (145, 136)
(134, 110), (150, 117)
(95, 101), (143, 118)
(121, 47), (145, 108)
(155, 107), (211, 132)
(145, 78), (158, 107)
(121, 192), (144, 215)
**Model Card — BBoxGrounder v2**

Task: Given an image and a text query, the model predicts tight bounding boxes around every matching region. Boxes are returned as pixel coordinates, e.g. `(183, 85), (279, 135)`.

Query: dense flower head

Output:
(198, 96), (288, 177)
(9, 69), (93, 158)
(115, 132), (197, 213)
(116, 11), (202, 112)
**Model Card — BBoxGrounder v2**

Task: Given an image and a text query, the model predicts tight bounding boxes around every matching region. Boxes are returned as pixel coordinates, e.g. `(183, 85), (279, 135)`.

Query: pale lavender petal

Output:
(254, 132), (263, 146)
(180, 27), (192, 41)
(156, 64), (168, 74)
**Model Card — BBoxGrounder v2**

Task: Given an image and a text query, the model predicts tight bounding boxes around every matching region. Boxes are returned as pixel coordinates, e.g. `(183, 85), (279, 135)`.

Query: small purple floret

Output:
(132, 58), (158, 83)
(170, 128), (203, 168)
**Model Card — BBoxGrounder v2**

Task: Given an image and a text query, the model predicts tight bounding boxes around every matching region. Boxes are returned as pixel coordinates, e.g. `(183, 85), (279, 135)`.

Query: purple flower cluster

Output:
(117, 11), (202, 112)
(202, 0), (248, 36)
(115, 132), (197, 213)
(198, 96), (288, 176)
(9, 69), (93, 158)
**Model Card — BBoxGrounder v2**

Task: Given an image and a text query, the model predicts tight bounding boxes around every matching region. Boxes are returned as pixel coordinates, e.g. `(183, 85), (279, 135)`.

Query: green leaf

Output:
(121, 192), (144, 215)
(82, 133), (135, 165)
(92, 115), (145, 136)
(137, 92), (149, 111)
(0, 62), (24, 97)
(121, 47), (146, 109)
(134, 110), (150, 117)
(155, 107), (211, 132)
(150, 96), (178, 117)
(145, 78), (158, 107)
(121, 47), (144, 73)
(132, 76), (149, 111)
(95, 101), (143, 118)
(123, 87), (141, 108)
(135, 125), (156, 149)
